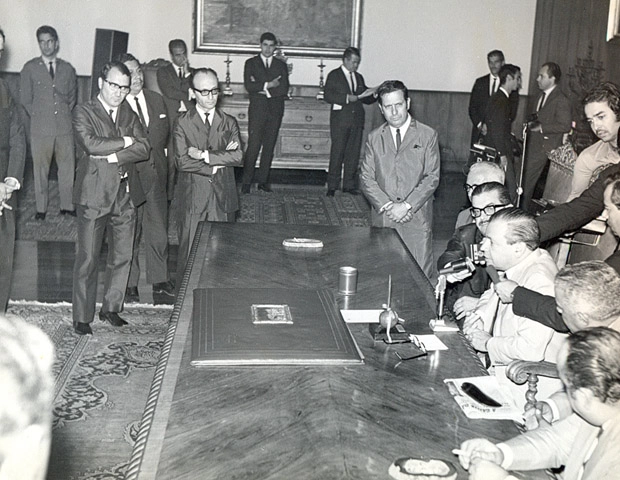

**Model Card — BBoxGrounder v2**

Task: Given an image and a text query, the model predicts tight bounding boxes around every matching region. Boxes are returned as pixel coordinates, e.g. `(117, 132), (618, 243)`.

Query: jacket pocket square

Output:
(159, 113), (167, 118)
(413, 144), (422, 149)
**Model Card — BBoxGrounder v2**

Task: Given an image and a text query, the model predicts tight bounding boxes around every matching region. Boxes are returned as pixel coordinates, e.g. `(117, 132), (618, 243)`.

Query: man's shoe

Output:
(99, 311), (128, 327)
(153, 280), (175, 297)
(326, 190), (336, 197)
(60, 209), (77, 217)
(34, 212), (46, 220)
(241, 184), (251, 194)
(125, 286), (140, 303)
(343, 188), (360, 195)
(257, 183), (272, 193)
(74, 322), (93, 335)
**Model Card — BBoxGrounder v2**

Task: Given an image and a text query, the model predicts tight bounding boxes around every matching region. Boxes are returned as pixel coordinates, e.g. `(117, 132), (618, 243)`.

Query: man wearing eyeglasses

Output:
(439, 182), (512, 313)
(72, 61), (150, 335)
(455, 161), (506, 230)
(174, 68), (242, 287)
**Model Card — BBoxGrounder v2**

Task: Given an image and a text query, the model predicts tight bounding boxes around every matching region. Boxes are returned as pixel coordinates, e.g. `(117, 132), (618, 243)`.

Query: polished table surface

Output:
(128, 223), (547, 480)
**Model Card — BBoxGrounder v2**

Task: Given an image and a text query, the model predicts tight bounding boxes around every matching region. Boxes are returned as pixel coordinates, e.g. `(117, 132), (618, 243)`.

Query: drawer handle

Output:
(303, 144), (312, 151)
(305, 115), (313, 122)
(238, 113), (246, 120)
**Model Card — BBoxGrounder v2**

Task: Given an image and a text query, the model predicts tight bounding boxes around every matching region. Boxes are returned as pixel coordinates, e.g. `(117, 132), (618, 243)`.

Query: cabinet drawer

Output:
(283, 108), (329, 126)
(280, 134), (330, 156)
(224, 106), (249, 123)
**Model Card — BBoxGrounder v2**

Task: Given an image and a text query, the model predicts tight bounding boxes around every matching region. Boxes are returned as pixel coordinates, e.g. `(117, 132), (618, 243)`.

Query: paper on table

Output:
(410, 334), (448, 351)
(340, 309), (382, 323)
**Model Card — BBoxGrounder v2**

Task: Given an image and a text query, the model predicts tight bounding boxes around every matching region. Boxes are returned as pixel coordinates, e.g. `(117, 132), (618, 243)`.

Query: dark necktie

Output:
(134, 97), (147, 128)
(178, 67), (183, 79)
(205, 112), (211, 126)
(49, 61), (54, 79)
(264, 58), (269, 70)
(108, 109), (115, 122)
(491, 76), (496, 95)
(537, 92), (546, 112)
(350, 71), (355, 94)
(396, 128), (401, 150)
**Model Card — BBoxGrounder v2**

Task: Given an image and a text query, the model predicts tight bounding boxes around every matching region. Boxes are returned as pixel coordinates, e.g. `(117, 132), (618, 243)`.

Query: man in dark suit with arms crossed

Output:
(241, 32), (289, 193)
(72, 61), (150, 335)
(324, 47), (376, 196)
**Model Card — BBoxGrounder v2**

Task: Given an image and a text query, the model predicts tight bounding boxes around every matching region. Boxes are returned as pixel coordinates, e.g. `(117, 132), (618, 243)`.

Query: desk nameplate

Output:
(191, 288), (364, 366)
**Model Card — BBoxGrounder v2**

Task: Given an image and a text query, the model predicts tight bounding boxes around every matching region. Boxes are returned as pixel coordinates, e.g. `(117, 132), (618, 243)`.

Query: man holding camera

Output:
(520, 62), (572, 211)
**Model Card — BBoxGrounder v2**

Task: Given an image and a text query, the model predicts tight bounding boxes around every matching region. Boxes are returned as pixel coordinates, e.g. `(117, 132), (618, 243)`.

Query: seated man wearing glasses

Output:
(438, 182), (512, 313)
(463, 207), (565, 409)
(173, 68), (242, 286)
(455, 161), (506, 230)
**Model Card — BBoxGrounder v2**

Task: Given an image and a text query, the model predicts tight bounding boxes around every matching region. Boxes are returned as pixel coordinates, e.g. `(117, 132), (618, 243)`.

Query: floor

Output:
(9, 167), (467, 304)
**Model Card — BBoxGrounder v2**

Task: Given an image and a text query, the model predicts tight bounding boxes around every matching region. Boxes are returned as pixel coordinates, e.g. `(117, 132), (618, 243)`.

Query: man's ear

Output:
(574, 311), (591, 329)
(98, 77), (103, 91)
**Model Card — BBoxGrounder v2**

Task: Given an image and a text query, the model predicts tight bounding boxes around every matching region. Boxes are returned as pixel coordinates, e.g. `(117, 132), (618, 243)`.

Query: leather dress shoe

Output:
(343, 188), (360, 195)
(241, 184), (251, 194)
(153, 280), (175, 297)
(257, 183), (272, 193)
(125, 286), (140, 303)
(60, 209), (77, 217)
(326, 190), (335, 197)
(34, 212), (46, 220)
(99, 311), (128, 327)
(74, 322), (93, 335)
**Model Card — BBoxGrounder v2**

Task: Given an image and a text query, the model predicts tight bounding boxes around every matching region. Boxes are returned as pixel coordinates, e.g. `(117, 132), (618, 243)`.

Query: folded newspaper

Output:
(444, 375), (523, 423)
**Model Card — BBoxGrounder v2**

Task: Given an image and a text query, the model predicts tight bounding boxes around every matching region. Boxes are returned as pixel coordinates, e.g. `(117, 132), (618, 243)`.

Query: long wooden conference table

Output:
(127, 223), (549, 480)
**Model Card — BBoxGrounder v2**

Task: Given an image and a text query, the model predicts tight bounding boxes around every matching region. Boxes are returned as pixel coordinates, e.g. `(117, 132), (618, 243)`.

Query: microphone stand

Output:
(516, 122), (529, 208)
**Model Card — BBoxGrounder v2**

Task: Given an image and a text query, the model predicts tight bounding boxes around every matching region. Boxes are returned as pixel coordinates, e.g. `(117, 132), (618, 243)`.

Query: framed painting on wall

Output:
(194, 0), (362, 57)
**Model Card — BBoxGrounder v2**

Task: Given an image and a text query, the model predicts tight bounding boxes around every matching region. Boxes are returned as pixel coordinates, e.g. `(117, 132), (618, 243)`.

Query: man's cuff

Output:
(379, 201), (394, 213)
(403, 201), (412, 210)
(201, 150), (209, 164)
(496, 443), (513, 469)
(263, 83), (272, 98)
(4, 177), (20, 190)
(542, 398), (560, 422)
(107, 153), (119, 164)
(122, 137), (134, 148)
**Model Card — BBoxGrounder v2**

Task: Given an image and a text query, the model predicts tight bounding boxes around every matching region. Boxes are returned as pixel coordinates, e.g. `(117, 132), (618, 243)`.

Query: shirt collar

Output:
(341, 65), (354, 75)
(389, 114), (412, 135)
(97, 94), (117, 115)
(127, 90), (145, 102)
(542, 84), (557, 96)
(499, 86), (510, 98)
(196, 103), (215, 121)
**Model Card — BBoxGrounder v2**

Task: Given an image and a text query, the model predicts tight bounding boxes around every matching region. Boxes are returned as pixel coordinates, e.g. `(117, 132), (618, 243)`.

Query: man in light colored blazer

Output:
(72, 61), (150, 335)
(174, 68), (242, 287)
(360, 80), (440, 279)
(20, 25), (77, 219)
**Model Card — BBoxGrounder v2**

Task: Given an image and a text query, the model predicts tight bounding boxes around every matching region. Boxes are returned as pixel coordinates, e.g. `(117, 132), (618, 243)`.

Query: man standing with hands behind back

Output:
(360, 80), (440, 279)
(324, 47), (376, 197)
(241, 32), (289, 193)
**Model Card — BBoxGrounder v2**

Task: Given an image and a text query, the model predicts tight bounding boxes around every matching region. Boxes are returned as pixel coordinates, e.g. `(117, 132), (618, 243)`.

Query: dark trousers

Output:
(73, 184), (135, 324)
(0, 208), (15, 313)
(327, 123), (363, 191)
(520, 133), (548, 212)
(242, 99), (285, 185)
(127, 186), (169, 288)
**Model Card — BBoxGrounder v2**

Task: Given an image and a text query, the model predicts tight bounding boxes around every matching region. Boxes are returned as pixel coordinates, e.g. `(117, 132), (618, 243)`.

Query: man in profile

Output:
(241, 32), (289, 193)
(72, 61), (150, 335)
(120, 53), (174, 303)
(174, 68), (242, 286)
(324, 46), (376, 197)
(0, 29), (26, 313)
(360, 80), (440, 279)
(20, 25), (77, 219)
(0, 314), (55, 480)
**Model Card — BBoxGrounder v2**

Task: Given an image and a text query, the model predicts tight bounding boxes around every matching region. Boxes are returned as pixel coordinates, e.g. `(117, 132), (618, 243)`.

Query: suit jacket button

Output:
(396, 197), (402, 201)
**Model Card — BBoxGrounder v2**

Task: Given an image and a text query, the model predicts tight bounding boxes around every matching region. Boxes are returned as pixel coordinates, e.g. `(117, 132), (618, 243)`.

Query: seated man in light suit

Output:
(458, 327), (620, 480)
(174, 68), (242, 287)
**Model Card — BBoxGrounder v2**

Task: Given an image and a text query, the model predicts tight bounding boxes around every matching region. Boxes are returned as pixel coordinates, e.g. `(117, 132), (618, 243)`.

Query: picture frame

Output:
(193, 0), (362, 57)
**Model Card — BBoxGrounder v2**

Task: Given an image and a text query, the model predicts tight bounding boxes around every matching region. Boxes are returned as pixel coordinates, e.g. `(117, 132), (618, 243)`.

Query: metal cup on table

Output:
(338, 266), (358, 295)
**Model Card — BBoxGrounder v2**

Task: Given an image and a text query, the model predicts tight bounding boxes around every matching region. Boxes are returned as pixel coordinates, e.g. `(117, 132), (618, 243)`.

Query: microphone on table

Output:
(439, 257), (475, 276)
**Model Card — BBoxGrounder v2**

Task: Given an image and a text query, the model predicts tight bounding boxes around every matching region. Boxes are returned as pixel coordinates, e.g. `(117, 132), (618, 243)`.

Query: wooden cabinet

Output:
(220, 95), (331, 171)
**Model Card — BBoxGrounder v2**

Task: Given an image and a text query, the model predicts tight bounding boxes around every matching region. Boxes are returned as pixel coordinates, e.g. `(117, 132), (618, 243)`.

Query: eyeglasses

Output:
(192, 87), (220, 97)
(104, 79), (131, 94)
(464, 183), (479, 194)
(470, 204), (508, 218)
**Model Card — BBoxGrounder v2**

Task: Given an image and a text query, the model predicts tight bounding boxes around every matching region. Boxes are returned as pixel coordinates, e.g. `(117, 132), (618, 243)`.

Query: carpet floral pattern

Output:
(7, 301), (171, 480)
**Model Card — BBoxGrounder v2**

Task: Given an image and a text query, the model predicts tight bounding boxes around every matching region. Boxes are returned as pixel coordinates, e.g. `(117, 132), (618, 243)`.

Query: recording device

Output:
(470, 143), (500, 164)
(438, 244), (485, 276)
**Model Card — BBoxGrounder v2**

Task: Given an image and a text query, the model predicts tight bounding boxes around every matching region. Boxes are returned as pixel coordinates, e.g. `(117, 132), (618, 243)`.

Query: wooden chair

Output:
(506, 360), (559, 412)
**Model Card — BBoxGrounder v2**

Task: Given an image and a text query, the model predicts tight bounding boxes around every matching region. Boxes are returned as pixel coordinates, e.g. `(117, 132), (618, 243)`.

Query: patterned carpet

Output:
(16, 180), (370, 243)
(6, 302), (172, 480)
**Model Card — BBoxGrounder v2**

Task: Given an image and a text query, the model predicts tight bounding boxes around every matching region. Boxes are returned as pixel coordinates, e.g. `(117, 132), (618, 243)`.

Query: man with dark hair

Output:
(521, 61), (572, 211)
(157, 38), (193, 201)
(120, 53), (174, 303)
(20, 24), (77, 220)
(567, 81), (620, 199)
(360, 80), (440, 279)
(439, 182), (512, 313)
(0, 29), (26, 313)
(468, 50), (519, 148)
(324, 46), (376, 197)
(463, 207), (564, 407)
(72, 61), (150, 335)
(241, 32), (289, 193)
(174, 68), (242, 287)
(483, 64), (522, 202)
(458, 327), (620, 480)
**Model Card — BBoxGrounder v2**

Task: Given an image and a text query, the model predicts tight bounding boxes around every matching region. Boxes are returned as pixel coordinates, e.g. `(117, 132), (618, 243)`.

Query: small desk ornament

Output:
(369, 275), (408, 342)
